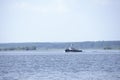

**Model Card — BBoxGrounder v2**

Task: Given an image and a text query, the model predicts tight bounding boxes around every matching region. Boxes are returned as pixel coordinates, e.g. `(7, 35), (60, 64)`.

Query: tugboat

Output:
(65, 44), (82, 52)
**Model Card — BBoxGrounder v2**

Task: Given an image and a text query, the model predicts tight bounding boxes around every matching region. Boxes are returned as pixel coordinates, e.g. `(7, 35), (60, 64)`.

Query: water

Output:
(0, 51), (120, 80)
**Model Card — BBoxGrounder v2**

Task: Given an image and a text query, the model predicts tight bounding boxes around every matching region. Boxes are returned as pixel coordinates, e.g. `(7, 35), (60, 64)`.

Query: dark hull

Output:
(65, 49), (82, 52)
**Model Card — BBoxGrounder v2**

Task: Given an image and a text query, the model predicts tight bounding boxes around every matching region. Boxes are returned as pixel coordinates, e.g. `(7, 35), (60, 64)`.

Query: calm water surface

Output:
(0, 51), (120, 80)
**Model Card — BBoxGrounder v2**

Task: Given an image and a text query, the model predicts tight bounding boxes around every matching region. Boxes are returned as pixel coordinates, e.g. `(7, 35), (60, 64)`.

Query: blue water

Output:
(0, 51), (120, 80)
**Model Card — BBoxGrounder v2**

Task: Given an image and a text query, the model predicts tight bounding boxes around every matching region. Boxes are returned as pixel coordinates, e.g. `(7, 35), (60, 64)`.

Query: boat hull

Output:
(65, 49), (82, 52)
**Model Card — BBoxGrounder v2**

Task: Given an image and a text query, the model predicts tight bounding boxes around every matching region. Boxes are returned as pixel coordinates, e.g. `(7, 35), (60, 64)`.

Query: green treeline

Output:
(0, 41), (120, 51)
(0, 46), (36, 51)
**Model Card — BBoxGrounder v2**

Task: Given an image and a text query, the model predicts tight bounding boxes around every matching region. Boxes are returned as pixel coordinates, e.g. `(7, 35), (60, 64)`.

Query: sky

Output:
(0, 0), (120, 43)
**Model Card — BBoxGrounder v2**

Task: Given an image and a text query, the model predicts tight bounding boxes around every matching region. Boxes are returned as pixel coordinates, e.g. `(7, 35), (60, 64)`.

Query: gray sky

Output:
(0, 0), (120, 43)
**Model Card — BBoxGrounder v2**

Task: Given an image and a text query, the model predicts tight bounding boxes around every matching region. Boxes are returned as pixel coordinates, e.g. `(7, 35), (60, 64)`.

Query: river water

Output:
(0, 51), (120, 80)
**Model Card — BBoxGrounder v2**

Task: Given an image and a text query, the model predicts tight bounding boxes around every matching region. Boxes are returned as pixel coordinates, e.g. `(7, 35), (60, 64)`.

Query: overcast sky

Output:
(0, 0), (120, 43)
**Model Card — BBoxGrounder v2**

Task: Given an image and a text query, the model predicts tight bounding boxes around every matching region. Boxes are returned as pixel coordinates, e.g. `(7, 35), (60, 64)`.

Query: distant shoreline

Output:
(0, 41), (120, 51)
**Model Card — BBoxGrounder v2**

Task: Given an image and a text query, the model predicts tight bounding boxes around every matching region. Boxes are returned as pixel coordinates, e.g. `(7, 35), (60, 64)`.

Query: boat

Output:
(65, 44), (82, 52)
(65, 48), (82, 52)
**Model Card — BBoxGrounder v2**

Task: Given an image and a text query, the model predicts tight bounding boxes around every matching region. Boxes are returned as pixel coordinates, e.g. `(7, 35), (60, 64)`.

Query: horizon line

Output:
(0, 40), (120, 44)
